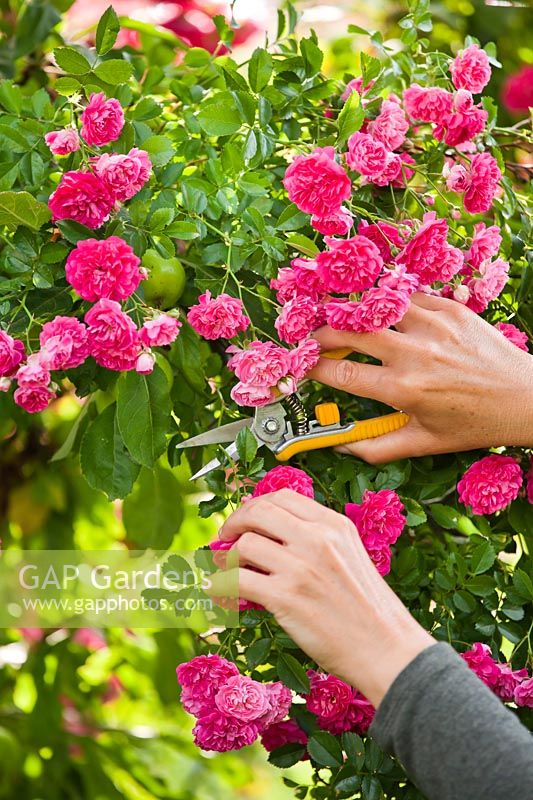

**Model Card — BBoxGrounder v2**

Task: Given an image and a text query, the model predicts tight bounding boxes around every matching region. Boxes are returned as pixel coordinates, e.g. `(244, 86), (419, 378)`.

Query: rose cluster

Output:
(176, 654), (294, 752)
(463, 642), (533, 708)
(346, 489), (406, 576)
(176, 652), (374, 756)
(47, 93), (151, 229)
(0, 92), (185, 413)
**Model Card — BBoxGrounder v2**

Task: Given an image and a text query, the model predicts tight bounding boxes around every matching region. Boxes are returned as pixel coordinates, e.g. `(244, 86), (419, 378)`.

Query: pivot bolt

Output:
(263, 418), (280, 434)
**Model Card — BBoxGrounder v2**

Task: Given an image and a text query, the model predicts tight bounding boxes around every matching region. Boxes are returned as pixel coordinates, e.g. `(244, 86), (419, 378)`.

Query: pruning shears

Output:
(176, 349), (409, 481)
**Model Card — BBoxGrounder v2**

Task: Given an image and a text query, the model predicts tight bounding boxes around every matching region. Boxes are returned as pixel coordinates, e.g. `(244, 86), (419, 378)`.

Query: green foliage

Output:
(0, 1), (532, 799)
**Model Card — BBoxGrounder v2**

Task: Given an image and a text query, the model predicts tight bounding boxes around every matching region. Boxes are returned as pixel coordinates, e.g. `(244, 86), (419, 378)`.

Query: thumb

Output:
(336, 419), (436, 464)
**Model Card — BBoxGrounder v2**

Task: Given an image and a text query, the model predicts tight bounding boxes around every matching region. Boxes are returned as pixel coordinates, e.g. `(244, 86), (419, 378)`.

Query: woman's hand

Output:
(217, 489), (434, 707)
(309, 293), (533, 463)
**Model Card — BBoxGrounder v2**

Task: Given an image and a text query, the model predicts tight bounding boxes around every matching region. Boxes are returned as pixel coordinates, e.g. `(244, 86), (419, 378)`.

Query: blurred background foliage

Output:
(0, 0), (531, 797)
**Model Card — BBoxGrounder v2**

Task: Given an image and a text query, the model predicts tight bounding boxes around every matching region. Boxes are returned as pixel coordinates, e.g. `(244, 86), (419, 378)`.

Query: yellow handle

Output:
(276, 412), (409, 461)
(322, 348), (352, 360)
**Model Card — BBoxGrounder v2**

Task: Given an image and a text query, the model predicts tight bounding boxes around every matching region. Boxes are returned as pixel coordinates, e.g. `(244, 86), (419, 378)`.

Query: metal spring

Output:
(285, 394), (309, 436)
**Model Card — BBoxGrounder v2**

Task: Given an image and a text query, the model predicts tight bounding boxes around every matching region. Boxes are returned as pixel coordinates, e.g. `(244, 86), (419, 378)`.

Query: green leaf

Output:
(470, 542), (496, 575)
(286, 233), (319, 257)
(268, 742), (307, 768)
(0, 81), (22, 114)
(235, 427), (258, 464)
(277, 652), (310, 694)
(513, 569), (533, 601)
(94, 59), (133, 85)
(198, 92), (242, 136)
(509, 499), (533, 535)
(116, 365), (171, 468)
(96, 6), (120, 55)
(80, 404), (140, 500)
(342, 732), (365, 770)
(54, 47), (92, 75)
(245, 637), (272, 669)
(15, 1), (61, 59)
(403, 497), (427, 527)
(337, 89), (364, 145)
(430, 503), (460, 530)
(165, 220), (199, 240)
(142, 135), (174, 167)
(307, 731), (343, 768)
(248, 48), (273, 92)
(0, 191), (50, 231)
(123, 466), (184, 548)
(55, 77), (81, 96)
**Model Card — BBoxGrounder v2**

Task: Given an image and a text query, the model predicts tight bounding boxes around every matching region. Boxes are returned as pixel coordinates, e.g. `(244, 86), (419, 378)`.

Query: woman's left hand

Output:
(217, 489), (433, 707)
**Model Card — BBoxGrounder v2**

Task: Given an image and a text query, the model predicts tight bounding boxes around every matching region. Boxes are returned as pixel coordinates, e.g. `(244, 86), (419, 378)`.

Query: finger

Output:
(232, 531), (286, 573)
(308, 357), (393, 404)
(208, 566), (272, 606)
(410, 291), (454, 312)
(393, 300), (431, 332)
(219, 500), (303, 543)
(312, 325), (403, 361)
(335, 420), (438, 464)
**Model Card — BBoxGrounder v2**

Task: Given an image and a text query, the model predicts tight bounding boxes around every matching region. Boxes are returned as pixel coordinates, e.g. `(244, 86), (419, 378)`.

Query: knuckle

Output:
(236, 531), (256, 557)
(334, 359), (359, 391)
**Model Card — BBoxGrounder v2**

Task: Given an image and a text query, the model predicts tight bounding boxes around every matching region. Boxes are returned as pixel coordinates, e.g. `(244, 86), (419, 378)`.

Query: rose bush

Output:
(1, 1), (532, 798)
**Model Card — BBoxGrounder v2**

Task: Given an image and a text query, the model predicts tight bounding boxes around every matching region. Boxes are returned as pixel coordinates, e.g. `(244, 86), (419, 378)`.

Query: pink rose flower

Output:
(187, 291), (250, 340)
(462, 643), (501, 689)
(16, 357), (50, 388)
(346, 131), (388, 179)
(368, 100), (409, 151)
(357, 220), (405, 262)
(493, 664), (528, 703)
(311, 206), (353, 236)
(192, 710), (259, 752)
(176, 654), (239, 716)
(48, 171), (115, 229)
(283, 146), (351, 217)
(434, 104), (487, 147)
(446, 163), (470, 192)
(368, 152), (402, 187)
(80, 92), (124, 146)
(346, 489), (406, 575)
(14, 385), (56, 413)
(378, 264), (419, 295)
(261, 719), (308, 753)
(85, 299), (141, 371)
(215, 675), (270, 723)
(463, 153), (502, 214)
(230, 382), (276, 408)
(318, 690), (375, 735)
(140, 315), (182, 348)
(259, 682), (293, 728)
(305, 670), (353, 720)
(396, 213), (461, 285)
(450, 44), (491, 94)
(135, 351), (155, 374)
(466, 223), (502, 268)
(495, 322), (528, 352)
(275, 296), (320, 344)
(403, 84), (453, 123)
(271, 258), (326, 305)
(526, 457), (533, 505)
(341, 77), (373, 102)
(0, 377), (11, 392)
(316, 235), (383, 294)
(252, 465), (314, 499)
(92, 148), (151, 202)
(0, 330), (25, 377)
(228, 341), (289, 387)
(40, 316), (89, 370)
(457, 454), (523, 515)
(466, 257), (509, 313)
(327, 287), (409, 334)
(72, 628), (107, 651)
(515, 676), (533, 708)
(502, 65), (533, 115)
(65, 237), (142, 302)
(45, 128), (80, 155)
(286, 338), (321, 382)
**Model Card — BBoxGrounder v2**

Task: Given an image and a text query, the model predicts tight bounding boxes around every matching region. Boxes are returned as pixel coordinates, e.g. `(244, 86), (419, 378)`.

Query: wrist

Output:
(500, 351), (533, 447)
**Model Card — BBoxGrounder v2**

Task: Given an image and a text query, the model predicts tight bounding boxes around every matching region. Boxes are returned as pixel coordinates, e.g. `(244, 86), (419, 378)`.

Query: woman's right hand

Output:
(309, 293), (533, 464)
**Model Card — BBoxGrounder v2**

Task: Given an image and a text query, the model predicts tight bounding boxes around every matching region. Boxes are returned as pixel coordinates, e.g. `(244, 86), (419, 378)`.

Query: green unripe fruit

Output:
(141, 250), (186, 310)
